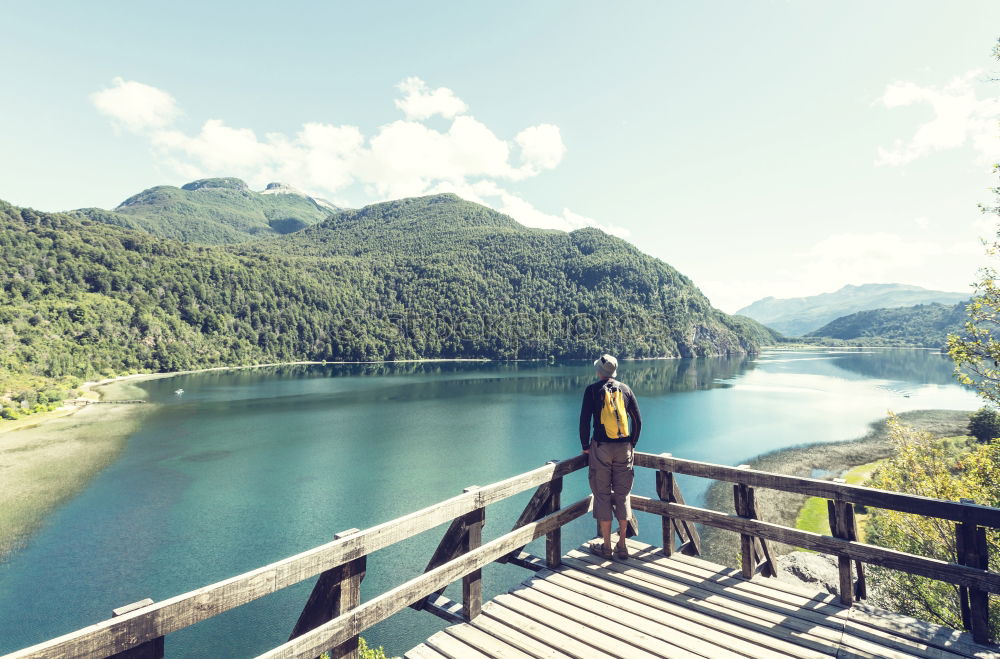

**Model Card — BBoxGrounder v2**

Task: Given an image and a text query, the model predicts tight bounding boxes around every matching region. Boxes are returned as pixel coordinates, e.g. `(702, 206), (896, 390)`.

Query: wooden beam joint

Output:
(956, 497), (991, 645)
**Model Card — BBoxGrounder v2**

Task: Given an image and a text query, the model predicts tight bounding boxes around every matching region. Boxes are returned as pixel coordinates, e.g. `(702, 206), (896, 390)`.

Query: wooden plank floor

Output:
(405, 539), (1000, 659)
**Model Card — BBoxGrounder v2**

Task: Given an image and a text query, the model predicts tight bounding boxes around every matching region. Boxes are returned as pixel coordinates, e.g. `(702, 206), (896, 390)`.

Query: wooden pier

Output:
(4, 451), (999, 659)
(408, 539), (996, 658)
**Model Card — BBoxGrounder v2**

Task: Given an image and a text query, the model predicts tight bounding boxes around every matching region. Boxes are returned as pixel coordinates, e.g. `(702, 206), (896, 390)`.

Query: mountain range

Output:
(804, 301), (968, 348)
(1, 180), (775, 411)
(71, 178), (338, 244)
(736, 284), (970, 336)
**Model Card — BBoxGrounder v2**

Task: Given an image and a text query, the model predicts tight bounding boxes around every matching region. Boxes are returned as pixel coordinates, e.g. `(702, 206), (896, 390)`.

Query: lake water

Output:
(0, 349), (982, 657)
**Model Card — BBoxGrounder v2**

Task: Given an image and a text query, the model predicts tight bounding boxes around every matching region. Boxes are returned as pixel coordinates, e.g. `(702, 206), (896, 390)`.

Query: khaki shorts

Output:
(588, 440), (634, 522)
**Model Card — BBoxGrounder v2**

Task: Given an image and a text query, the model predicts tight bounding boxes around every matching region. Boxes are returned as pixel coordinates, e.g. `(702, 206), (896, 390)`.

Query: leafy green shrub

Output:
(969, 407), (1000, 443)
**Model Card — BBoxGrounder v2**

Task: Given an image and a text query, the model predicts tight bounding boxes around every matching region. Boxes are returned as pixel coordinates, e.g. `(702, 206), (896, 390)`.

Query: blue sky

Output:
(2, 1), (999, 311)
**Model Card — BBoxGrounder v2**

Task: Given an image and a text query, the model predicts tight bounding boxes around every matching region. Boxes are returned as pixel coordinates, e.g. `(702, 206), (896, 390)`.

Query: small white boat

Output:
(175, 389), (184, 396)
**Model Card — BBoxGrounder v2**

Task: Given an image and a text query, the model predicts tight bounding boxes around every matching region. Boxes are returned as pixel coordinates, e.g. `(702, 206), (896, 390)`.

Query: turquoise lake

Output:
(0, 349), (982, 657)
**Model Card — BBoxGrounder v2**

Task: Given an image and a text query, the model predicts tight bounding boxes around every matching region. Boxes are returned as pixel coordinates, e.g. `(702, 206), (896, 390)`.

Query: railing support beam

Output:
(109, 599), (163, 659)
(289, 528), (366, 659)
(461, 486), (485, 620)
(545, 461), (563, 568)
(957, 497), (991, 645)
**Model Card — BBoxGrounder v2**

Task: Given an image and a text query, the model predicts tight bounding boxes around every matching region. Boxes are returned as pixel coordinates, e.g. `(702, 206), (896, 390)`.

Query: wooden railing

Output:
(5, 455), (588, 659)
(5, 449), (998, 658)
(632, 452), (998, 645)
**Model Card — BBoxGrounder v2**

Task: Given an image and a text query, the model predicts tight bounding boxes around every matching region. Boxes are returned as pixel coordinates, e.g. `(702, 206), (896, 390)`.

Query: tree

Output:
(865, 415), (1000, 639)
(969, 406), (1000, 443)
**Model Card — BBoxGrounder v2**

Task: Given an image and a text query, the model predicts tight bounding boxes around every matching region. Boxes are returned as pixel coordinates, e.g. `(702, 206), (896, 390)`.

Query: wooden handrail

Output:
(5, 454), (586, 659)
(257, 496), (593, 659)
(631, 497), (1000, 593)
(634, 452), (1000, 527)
(633, 451), (999, 644)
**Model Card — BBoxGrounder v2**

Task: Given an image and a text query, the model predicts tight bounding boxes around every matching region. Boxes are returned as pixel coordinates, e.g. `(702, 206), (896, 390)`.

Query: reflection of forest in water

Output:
(825, 349), (959, 386)
(152, 356), (756, 416)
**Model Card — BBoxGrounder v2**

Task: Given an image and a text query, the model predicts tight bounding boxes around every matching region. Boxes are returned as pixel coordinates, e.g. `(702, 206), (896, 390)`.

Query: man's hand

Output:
(582, 448), (589, 455)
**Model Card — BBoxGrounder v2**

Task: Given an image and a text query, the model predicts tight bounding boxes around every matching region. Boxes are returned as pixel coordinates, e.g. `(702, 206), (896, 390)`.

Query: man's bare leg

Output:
(598, 520), (613, 552)
(616, 519), (628, 552)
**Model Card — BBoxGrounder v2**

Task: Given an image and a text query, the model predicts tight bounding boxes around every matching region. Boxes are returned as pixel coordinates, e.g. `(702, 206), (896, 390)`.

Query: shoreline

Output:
(0, 357), (508, 560)
(697, 408), (973, 568)
(0, 380), (156, 560)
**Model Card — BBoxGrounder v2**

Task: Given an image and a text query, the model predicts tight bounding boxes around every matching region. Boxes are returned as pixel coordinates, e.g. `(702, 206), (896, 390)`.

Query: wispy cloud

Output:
(875, 69), (1000, 166)
(90, 77), (180, 133)
(91, 77), (626, 236)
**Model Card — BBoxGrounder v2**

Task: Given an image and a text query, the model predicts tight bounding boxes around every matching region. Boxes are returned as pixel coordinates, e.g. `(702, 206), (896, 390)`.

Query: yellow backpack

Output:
(600, 381), (630, 439)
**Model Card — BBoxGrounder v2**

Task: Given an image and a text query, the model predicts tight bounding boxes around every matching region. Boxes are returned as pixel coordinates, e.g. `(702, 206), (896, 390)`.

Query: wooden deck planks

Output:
(494, 592), (670, 659)
(533, 568), (824, 659)
(603, 543), (964, 658)
(482, 599), (618, 659)
(469, 613), (575, 659)
(424, 629), (494, 659)
(443, 624), (537, 659)
(562, 550), (860, 656)
(404, 541), (1000, 659)
(624, 540), (990, 659)
(403, 642), (450, 659)
(509, 585), (706, 659)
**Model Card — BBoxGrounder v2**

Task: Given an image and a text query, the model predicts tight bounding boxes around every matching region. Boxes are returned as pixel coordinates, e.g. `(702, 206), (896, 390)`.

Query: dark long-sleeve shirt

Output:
(579, 378), (641, 451)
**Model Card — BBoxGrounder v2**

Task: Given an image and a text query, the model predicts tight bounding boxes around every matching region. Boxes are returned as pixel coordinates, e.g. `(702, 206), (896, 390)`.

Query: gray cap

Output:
(594, 354), (618, 378)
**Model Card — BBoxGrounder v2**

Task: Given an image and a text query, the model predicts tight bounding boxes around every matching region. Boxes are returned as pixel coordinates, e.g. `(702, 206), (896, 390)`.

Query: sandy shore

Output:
(0, 377), (157, 559)
(698, 409), (973, 567)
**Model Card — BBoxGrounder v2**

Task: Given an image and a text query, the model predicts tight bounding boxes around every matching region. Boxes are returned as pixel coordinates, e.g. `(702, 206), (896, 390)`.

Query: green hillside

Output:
(1, 193), (765, 417)
(805, 301), (969, 347)
(72, 178), (335, 244)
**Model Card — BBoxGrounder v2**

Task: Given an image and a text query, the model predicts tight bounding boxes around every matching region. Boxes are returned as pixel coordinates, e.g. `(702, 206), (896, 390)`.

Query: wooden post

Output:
(734, 465), (758, 579)
(109, 599), (163, 659)
(289, 528), (366, 659)
(844, 501), (867, 600)
(827, 479), (854, 606)
(656, 465), (675, 556)
(655, 453), (702, 557)
(545, 461), (563, 568)
(956, 498), (990, 645)
(462, 486), (485, 620)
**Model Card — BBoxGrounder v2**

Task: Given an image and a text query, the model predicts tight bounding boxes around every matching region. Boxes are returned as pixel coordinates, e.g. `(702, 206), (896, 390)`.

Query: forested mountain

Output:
(0, 192), (772, 415)
(737, 283), (969, 336)
(71, 178), (336, 244)
(804, 301), (969, 348)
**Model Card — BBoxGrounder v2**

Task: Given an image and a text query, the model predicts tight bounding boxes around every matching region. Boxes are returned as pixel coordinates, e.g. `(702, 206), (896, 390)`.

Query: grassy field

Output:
(700, 409), (973, 567)
(794, 458), (886, 539)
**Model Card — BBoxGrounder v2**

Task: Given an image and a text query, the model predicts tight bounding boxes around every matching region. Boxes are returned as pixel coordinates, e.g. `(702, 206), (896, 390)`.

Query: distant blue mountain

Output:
(736, 284), (970, 336)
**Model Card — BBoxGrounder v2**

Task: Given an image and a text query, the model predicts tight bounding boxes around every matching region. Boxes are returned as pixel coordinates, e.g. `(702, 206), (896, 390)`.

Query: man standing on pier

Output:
(580, 354), (642, 559)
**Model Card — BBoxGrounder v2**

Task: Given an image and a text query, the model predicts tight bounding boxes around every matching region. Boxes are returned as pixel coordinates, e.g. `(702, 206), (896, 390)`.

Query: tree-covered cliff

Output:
(1, 191), (770, 415)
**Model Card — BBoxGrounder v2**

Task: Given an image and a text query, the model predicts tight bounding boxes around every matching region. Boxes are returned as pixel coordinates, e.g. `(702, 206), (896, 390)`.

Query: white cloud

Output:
(91, 77), (180, 133)
(875, 70), (1000, 166)
(92, 76), (621, 238)
(394, 77), (469, 120)
(515, 124), (566, 175)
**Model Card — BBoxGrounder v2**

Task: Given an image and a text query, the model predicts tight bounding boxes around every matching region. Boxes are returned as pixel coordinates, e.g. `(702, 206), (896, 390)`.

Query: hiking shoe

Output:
(615, 543), (629, 560)
(590, 542), (613, 559)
